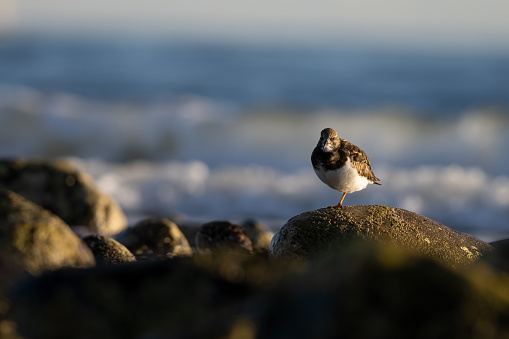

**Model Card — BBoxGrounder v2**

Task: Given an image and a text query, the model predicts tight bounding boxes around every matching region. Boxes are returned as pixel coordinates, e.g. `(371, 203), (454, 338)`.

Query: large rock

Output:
(258, 244), (509, 339)
(9, 255), (267, 339)
(116, 218), (192, 260)
(9, 243), (509, 339)
(0, 190), (95, 275)
(0, 159), (127, 235)
(270, 205), (493, 268)
(82, 235), (136, 266)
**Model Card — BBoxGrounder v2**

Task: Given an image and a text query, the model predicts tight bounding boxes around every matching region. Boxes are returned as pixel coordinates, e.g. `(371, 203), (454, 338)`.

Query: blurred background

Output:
(1, 0), (508, 239)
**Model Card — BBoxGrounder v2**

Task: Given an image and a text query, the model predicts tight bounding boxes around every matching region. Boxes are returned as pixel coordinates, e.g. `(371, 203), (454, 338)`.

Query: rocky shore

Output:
(1, 158), (509, 338)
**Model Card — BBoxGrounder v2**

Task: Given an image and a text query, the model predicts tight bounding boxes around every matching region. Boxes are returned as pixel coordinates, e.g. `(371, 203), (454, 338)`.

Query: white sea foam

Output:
(1, 84), (509, 240)
(66, 157), (509, 241)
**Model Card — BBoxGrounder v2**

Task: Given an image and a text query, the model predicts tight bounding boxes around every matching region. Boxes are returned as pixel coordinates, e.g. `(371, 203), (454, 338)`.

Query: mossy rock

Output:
(0, 190), (95, 275)
(0, 159), (127, 235)
(270, 205), (493, 268)
(116, 218), (192, 260)
(82, 235), (136, 266)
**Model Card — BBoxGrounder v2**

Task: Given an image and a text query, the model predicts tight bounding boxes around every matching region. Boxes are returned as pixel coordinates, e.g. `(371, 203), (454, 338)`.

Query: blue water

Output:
(1, 37), (508, 114)
(1, 36), (509, 239)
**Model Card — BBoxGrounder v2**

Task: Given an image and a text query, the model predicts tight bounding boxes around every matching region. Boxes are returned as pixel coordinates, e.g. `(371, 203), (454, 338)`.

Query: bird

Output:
(311, 128), (381, 207)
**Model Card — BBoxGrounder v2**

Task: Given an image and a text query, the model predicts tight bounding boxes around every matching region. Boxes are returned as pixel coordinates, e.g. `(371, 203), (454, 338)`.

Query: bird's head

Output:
(318, 128), (340, 152)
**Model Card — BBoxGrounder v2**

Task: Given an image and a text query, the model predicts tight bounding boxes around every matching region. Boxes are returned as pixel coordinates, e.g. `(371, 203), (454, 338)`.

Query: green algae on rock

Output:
(82, 235), (136, 266)
(0, 159), (127, 235)
(269, 205), (493, 268)
(0, 190), (95, 275)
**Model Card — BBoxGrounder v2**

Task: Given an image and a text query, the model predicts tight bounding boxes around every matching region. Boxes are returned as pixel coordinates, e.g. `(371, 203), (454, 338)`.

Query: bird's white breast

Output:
(314, 158), (369, 193)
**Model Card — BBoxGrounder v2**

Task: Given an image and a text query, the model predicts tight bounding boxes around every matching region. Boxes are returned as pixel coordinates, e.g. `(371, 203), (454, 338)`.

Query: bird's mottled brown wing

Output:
(341, 139), (381, 184)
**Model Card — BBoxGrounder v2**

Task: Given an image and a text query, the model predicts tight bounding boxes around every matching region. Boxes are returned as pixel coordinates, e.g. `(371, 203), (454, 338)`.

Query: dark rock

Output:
(270, 205), (493, 268)
(9, 255), (275, 339)
(196, 221), (253, 254)
(0, 158), (127, 235)
(82, 235), (136, 266)
(241, 219), (274, 254)
(258, 243), (509, 339)
(0, 190), (95, 275)
(116, 218), (192, 259)
(0, 251), (27, 339)
(9, 243), (509, 339)
(0, 251), (27, 298)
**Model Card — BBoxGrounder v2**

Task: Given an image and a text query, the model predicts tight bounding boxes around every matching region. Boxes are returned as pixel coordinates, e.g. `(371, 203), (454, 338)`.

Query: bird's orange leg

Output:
(332, 192), (347, 208)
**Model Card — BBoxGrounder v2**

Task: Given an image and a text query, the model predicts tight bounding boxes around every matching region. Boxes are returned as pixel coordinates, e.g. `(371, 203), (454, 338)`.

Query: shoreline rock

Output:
(0, 159), (127, 235)
(2, 156), (509, 338)
(269, 205), (493, 268)
(9, 243), (509, 339)
(0, 190), (95, 275)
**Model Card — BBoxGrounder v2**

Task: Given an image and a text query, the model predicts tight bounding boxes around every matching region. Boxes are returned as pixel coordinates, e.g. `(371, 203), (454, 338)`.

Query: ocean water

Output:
(1, 37), (509, 240)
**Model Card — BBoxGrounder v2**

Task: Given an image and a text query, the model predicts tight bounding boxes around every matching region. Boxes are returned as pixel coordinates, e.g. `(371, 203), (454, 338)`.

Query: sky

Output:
(1, 0), (509, 49)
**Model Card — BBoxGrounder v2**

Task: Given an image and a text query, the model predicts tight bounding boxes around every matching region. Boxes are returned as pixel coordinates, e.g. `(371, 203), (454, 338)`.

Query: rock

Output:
(0, 251), (28, 297)
(82, 235), (136, 266)
(9, 243), (509, 339)
(0, 251), (27, 339)
(241, 219), (274, 254)
(0, 158), (127, 235)
(258, 243), (509, 338)
(10, 256), (265, 339)
(116, 218), (192, 259)
(0, 190), (95, 275)
(270, 205), (493, 267)
(196, 221), (253, 254)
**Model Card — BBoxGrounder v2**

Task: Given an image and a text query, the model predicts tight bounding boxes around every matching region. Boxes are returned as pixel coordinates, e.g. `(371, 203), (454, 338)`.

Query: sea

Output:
(1, 36), (509, 240)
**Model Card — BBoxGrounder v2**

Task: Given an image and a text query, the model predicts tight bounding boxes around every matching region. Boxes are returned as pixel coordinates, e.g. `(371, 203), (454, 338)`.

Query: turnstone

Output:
(311, 128), (381, 207)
